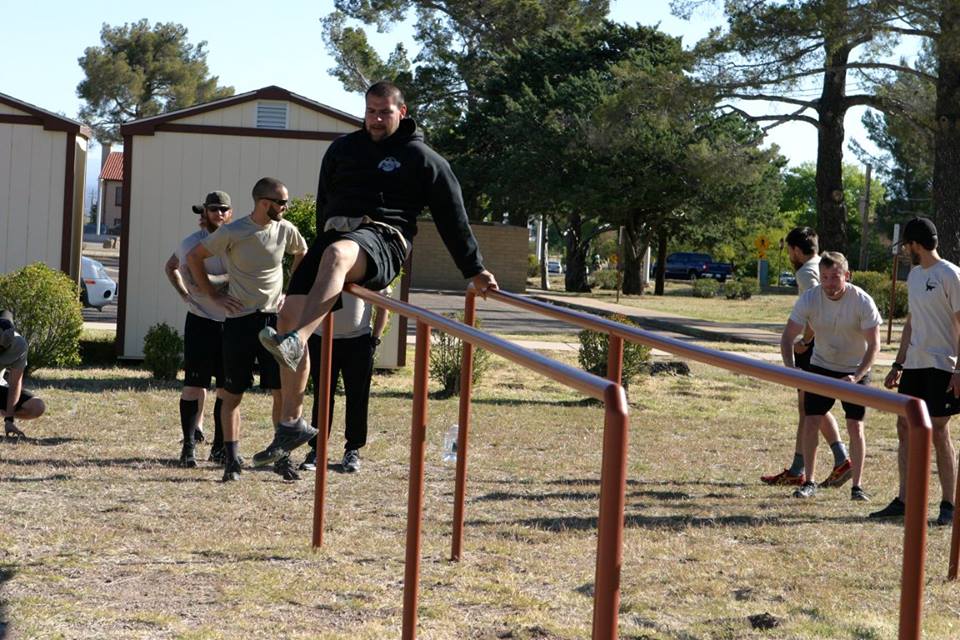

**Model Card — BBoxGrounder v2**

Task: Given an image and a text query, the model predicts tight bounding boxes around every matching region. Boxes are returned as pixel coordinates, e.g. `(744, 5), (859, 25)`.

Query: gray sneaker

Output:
(342, 449), (360, 473)
(258, 327), (306, 371)
(252, 418), (318, 467)
(793, 481), (817, 498)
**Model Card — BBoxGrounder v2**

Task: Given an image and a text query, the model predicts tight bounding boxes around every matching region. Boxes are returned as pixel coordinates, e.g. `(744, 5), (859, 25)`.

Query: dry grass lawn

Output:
(2, 345), (960, 639)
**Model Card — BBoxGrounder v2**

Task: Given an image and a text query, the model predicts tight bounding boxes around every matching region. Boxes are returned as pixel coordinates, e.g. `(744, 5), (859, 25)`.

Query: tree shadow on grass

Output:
(545, 477), (749, 489)
(370, 389), (591, 407)
(0, 473), (72, 483)
(481, 511), (866, 533)
(28, 374), (178, 393)
(473, 489), (696, 503)
(0, 565), (13, 640)
(0, 436), (82, 447)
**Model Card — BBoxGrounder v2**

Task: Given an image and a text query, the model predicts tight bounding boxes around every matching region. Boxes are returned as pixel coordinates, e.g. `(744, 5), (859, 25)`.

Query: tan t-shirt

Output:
(790, 284), (882, 373)
(202, 215), (307, 317)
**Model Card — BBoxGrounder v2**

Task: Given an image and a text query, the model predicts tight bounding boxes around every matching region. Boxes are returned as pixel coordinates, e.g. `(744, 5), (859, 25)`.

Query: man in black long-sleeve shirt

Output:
(254, 81), (497, 466)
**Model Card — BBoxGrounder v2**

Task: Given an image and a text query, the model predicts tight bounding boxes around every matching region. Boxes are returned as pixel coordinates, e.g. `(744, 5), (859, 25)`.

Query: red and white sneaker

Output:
(819, 459), (852, 488)
(760, 468), (805, 486)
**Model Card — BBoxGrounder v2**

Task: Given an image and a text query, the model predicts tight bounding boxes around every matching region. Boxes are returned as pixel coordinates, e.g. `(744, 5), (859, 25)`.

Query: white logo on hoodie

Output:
(378, 157), (401, 172)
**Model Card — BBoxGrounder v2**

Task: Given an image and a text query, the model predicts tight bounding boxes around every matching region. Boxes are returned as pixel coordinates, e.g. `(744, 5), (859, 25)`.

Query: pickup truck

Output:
(657, 252), (734, 282)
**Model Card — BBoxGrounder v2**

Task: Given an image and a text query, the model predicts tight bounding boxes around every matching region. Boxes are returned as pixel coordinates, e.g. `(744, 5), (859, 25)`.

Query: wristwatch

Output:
(891, 362), (904, 371)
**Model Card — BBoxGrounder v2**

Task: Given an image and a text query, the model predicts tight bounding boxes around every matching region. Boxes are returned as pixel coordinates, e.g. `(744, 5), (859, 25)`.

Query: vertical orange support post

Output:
(950, 462), (960, 579)
(402, 321), (431, 640)
(592, 384), (629, 640)
(312, 313), (335, 548)
(898, 399), (932, 640)
(607, 335), (623, 386)
(452, 289), (477, 561)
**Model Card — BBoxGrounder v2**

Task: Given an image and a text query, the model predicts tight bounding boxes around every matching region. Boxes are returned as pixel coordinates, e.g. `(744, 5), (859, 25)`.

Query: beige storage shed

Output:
(116, 85), (362, 358)
(0, 92), (90, 279)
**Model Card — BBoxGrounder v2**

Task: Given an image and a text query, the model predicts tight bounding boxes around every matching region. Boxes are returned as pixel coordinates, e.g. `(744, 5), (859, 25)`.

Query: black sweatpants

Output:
(308, 333), (376, 451)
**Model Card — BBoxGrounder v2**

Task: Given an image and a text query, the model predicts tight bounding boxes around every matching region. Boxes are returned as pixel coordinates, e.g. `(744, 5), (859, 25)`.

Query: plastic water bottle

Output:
(442, 424), (458, 463)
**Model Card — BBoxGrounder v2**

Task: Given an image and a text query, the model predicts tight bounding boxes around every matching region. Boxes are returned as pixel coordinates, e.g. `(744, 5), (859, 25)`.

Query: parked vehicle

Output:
(778, 271), (797, 287)
(655, 252), (733, 282)
(547, 260), (564, 275)
(80, 256), (117, 311)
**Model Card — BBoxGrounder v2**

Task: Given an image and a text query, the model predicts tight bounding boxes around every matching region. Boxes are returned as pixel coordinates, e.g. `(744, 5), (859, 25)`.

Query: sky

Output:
(0, 0), (915, 200)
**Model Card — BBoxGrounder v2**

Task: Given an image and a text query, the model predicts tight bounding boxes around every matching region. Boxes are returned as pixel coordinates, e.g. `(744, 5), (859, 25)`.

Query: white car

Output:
(547, 260), (564, 275)
(80, 256), (117, 310)
(778, 271), (797, 287)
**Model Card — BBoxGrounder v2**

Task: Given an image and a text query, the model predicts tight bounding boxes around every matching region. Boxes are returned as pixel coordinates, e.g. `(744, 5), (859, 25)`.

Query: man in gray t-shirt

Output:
(164, 190), (233, 468)
(0, 310), (47, 438)
(761, 227), (845, 489)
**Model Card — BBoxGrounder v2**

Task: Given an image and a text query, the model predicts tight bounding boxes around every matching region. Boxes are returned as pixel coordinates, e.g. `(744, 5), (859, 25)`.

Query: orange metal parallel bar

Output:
(486, 289), (915, 415)
(451, 292), (477, 562)
(477, 288), (933, 640)
(308, 284), (629, 640)
(311, 313), (334, 548)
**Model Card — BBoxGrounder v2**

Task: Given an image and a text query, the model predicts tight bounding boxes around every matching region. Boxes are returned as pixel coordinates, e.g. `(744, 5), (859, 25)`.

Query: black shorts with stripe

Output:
(222, 311), (281, 394)
(803, 364), (871, 421)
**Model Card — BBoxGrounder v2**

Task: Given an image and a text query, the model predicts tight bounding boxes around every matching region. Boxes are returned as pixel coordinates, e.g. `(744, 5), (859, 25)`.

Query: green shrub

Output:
(691, 279), (720, 298)
(429, 312), (491, 398)
(851, 271), (908, 318)
(0, 262), (83, 374)
(724, 279), (758, 300)
(143, 322), (183, 380)
(281, 195), (317, 285)
(528, 254), (539, 277)
(578, 314), (651, 390)
(591, 269), (620, 290)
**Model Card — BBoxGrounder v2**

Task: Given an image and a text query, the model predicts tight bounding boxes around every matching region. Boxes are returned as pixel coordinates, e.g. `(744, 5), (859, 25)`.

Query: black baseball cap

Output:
(191, 191), (232, 214)
(0, 310), (13, 332)
(902, 217), (937, 245)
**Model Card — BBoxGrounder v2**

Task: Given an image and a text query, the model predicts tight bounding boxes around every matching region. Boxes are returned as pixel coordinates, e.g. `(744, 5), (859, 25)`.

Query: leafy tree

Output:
(77, 20), (234, 142)
(320, 0), (609, 131)
(677, 0), (910, 254)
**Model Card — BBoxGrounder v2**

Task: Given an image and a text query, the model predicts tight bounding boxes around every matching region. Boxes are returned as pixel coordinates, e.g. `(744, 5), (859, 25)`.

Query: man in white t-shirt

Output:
(780, 251), (882, 499)
(298, 291), (389, 473)
(762, 227), (846, 487)
(164, 191), (233, 468)
(872, 217), (960, 526)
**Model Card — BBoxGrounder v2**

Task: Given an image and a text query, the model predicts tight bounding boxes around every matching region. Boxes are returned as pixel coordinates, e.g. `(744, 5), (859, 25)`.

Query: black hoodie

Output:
(316, 118), (484, 279)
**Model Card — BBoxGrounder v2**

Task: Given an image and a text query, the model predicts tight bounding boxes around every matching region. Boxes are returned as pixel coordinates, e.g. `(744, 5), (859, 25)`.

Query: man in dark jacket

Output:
(255, 81), (497, 466)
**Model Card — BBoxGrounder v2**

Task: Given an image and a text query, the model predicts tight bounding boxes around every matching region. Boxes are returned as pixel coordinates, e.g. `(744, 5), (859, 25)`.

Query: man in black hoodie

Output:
(255, 81), (497, 467)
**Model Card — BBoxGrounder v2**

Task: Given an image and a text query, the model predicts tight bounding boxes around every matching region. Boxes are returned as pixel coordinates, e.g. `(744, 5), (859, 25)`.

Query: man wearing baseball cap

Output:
(163, 191), (233, 467)
(0, 310), (47, 438)
(872, 217), (960, 525)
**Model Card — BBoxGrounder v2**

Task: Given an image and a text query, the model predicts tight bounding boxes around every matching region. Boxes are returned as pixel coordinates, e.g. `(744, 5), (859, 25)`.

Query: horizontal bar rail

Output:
(463, 288), (933, 640)
(311, 283), (630, 640)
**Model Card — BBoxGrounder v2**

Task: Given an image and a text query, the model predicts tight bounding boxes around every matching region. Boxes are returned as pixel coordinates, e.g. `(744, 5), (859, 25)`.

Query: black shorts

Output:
(183, 312), (224, 389)
(803, 364), (870, 421)
(288, 224), (406, 297)
(222, 312), (281, 395)
(795, 339), (814, 372)
(0, 385), (33, 411)
(899, 368), (960, 418)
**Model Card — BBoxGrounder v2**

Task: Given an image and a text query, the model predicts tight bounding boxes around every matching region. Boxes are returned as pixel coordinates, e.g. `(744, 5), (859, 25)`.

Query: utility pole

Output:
(539, 212), (549, 290)
(858, 164), (872, 270)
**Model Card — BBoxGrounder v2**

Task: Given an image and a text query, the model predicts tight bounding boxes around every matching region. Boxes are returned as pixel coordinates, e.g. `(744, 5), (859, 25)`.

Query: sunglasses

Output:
(261, 197), (288, 207)
(206, 206), (230, 212)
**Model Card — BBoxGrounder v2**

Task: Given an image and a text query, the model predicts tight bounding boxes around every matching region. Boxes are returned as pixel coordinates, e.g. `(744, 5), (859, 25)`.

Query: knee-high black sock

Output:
(225, 441), (239, 465)
(179, 399), (199, 446)
(213, 397), (224, 448)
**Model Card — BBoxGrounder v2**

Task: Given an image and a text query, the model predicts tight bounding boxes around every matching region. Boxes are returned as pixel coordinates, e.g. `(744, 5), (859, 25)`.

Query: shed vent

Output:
(256, 102), (288, 129)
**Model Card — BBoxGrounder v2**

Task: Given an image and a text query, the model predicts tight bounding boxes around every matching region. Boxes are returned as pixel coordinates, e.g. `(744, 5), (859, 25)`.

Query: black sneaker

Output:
(868, 497), (905, 519)
(793, 481), (817, 498)
(273, 454), (301, 481)
(342, 449), (360, 473)
(222, 458), (242, 482)
(208, 445), (225, 464)
(178, 443), (197, 468)
(299, 449), (317, 471)
(937, 501), (955, 526)
(851, 486), (869, 502)
(252, 418), (319, 467)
